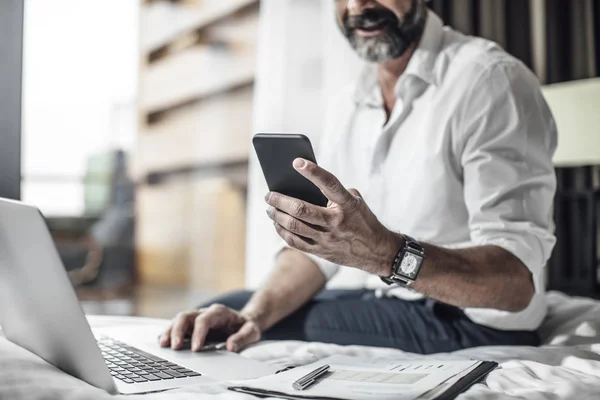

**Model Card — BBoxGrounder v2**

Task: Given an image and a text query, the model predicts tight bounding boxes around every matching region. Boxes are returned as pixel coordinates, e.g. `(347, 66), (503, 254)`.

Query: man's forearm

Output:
(241, 249), (326, 332)
(386, 234), (535, 312)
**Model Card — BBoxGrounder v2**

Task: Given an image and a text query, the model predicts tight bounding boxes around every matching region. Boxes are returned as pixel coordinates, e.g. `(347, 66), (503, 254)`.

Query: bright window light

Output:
(21, 0), (139, 216)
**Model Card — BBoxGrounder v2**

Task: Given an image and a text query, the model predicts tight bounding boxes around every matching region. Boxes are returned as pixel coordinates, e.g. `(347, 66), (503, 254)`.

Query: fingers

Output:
(265, 192), (330, 226)
(159, 326), (172, 347)
(189, 305), (232, 352)
(191, 315), (212, 352)
(293, 159), (356, 208)
(347, 188), (363, 199)
(274, 223), (315, 253)
(168, 311), (199, 350)
(160, 306), (249, 353)
(266, 207), (322, 239)
(226, 321), (261, 353)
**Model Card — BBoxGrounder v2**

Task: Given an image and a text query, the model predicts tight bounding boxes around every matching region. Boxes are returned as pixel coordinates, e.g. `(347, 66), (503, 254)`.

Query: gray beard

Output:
(348, 34), (408, 64)
(340, 1), (427, 63)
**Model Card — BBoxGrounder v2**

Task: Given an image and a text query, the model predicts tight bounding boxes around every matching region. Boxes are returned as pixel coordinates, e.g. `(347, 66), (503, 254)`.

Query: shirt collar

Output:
(352, 10), (445, 105)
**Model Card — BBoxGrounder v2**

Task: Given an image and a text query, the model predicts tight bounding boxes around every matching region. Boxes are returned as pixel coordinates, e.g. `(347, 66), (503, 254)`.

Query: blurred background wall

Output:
(136, 0), (259, 295)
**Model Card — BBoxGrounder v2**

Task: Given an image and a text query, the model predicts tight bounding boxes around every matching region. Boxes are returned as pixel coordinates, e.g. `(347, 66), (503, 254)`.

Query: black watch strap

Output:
(404, 234), (422, 252)
(380, 276), (411, 286)
(380, 234), (424, 286)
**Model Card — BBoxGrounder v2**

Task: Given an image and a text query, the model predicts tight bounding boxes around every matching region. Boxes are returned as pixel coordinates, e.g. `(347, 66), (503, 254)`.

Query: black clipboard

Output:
(228, 361), (499, 400)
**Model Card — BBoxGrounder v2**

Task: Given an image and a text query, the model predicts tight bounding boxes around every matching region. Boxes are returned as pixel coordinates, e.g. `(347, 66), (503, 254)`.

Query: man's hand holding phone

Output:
(265, 158), (401, 277)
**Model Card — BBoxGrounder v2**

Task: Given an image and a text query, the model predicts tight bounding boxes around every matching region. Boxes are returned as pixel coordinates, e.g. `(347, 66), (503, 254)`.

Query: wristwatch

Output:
(380, 234), (425, 286)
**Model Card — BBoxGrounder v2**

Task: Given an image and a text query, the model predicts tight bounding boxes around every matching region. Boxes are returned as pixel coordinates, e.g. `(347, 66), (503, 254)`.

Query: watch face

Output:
(400, 253), (423, 278)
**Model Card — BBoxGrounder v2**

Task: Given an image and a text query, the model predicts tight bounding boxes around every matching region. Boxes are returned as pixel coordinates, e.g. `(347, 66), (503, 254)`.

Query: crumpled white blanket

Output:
(1, 292), (600, 400)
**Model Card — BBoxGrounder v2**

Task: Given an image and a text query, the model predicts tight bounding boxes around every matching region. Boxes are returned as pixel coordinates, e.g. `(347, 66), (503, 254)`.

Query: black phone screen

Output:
(253, 134), (328, 207)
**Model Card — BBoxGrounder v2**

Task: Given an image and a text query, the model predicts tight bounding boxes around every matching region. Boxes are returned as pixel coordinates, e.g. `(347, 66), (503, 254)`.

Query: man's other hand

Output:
(265, 158), (402, 276)
(158, 304), (261, 353)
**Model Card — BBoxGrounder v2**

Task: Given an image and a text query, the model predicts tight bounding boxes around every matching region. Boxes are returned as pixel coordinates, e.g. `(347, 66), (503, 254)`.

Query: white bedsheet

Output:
(1, 292), (600, 400)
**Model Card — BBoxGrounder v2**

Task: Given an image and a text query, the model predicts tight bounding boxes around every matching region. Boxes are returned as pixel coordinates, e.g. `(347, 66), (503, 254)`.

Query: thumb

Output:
(226, 321), (260, 353)
(348, 188), (363, 199)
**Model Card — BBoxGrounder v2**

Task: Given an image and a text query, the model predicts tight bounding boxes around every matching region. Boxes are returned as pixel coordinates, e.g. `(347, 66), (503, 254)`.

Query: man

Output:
(160, 0), (557, 354)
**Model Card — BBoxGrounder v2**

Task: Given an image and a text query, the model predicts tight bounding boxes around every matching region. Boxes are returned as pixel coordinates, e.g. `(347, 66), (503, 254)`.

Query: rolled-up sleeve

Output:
(273, 242), (340, 280)
(458, 61), (558, 293)
(304, 253), (340, 280)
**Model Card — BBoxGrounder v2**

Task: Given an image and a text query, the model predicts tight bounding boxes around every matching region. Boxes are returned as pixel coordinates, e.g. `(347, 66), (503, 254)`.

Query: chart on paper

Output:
(329, 369), (427, 385)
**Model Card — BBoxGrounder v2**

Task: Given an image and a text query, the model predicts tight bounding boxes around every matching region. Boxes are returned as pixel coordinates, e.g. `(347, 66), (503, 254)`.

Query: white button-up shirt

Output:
(307, 11), (558, 331)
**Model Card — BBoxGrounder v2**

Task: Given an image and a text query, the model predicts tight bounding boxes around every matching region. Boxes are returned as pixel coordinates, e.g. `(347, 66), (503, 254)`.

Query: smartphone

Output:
(253, 133), (328, 207)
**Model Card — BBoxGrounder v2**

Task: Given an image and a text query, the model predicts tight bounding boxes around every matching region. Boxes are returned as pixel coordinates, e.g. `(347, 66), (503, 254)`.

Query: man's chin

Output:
(355, 50), (394, 64)
(350, 39), (395, 63)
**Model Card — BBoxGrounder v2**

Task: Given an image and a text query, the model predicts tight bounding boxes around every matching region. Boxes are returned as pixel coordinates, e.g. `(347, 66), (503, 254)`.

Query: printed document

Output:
(229, 355), (481, 400)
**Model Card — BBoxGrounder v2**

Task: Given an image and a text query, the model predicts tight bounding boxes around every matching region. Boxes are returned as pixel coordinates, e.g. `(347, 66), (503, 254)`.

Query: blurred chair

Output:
(47, 150), (136, 290)
(542, 78), (600, 297)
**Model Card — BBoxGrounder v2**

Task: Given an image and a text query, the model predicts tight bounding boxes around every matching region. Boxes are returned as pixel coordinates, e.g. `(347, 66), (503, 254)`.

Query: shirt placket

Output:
(368, 79), (414, 216)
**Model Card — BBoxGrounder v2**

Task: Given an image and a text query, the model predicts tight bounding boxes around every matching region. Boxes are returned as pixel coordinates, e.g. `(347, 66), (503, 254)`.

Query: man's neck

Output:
(377, 42), (418, 119)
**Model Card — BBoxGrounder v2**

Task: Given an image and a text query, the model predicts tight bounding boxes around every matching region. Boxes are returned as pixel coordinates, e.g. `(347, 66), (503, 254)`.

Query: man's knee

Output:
(197, 290), (254, 311)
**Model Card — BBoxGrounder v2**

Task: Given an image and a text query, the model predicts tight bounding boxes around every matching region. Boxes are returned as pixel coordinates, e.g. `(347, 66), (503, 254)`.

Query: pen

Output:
(292, 364), (331, 391)
(179, 339), (228, 352)
(198, 342), (227, 352)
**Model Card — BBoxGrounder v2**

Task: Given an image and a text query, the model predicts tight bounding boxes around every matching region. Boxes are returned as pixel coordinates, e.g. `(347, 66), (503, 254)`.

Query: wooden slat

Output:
(188, 179), (246, 292)
(141, 7), (258, 114)
(142, 0), (258, 54)
(138, 86), (254, 175)
(136, 0), (256, 291)
(202, 7), (260, 45)
(144, 160), (249, 189)
(141, 41), (256, 114)
(136, 181), (192, 286)
(147, 7), (260, 63)
(136, 178), (246, 291)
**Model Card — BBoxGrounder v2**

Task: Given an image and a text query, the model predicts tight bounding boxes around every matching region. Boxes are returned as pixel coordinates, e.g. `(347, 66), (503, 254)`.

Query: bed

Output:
(1, 291), (600, 400)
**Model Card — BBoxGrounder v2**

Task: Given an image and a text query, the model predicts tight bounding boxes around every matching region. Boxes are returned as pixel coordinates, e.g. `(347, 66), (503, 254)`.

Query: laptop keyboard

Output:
(97, 337), (201, 385)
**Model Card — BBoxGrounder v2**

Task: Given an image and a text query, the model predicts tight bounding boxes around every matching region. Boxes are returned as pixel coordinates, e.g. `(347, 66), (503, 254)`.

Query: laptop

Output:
(0, 198), (276, 394)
